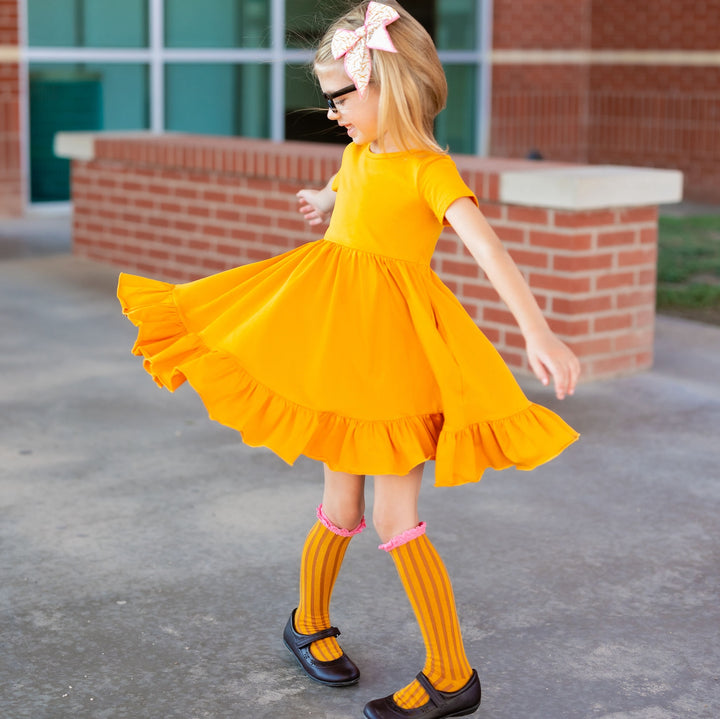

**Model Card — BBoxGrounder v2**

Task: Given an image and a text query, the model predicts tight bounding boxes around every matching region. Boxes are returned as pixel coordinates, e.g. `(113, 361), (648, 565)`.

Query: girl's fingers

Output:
(528, 353), (550, 388)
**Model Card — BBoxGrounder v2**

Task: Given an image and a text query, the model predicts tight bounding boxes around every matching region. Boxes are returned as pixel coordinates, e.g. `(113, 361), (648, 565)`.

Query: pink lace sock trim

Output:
(378, 522), (427, 552)
(316, 504), (366, 537)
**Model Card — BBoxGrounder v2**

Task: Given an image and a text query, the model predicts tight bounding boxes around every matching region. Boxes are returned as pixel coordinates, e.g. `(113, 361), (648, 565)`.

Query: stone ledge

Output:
(500, 165), (683, 210)
(57, 131), (683, 211)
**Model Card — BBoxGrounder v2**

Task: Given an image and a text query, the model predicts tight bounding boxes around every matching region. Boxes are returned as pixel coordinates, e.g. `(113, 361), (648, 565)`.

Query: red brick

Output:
(507, 206), (550, 224)
(509, 248), (549, 268)
(216, 208), (242, 222)
(484, 306), (515, 325)
(529, 230), (593, 250)
(617, 289), (655, 308)
(567, 337), (614, 356)
(554, 210), (616, 228)
(618, 248), (656, 267)
(596, 271), (635, 290)
(463, 282), (500, 302)
(553, 253), (614, 271)
(436, 238), (459, 254)
(530, 273), (592, 293)
(594, 313), (634, 332)
(548, 317), (591, 336)
(552, 295), (613, 314)
(619, 207), (657, 223)
(597, 229), (637, 248)
(640, 228), (658, 244)
(441, 260), (480, 278)
(493, 225), (526, 244)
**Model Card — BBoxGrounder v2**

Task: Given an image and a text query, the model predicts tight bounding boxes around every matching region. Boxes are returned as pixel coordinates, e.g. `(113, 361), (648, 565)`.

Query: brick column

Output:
(57, 133), (681, 381)
(0, 0), (21, 216)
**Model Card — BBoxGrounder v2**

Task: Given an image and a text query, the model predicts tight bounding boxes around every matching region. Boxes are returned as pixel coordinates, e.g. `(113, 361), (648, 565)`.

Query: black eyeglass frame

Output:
(322, 84), (357, 112)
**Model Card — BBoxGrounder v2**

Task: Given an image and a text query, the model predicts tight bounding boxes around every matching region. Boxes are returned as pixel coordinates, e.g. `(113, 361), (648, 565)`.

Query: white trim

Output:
(492, 49), (720, 66)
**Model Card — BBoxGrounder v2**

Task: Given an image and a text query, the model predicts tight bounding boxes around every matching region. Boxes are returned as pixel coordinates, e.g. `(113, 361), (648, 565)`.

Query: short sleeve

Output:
(417, 154), (478, 225)
(331, 143), (355, 192)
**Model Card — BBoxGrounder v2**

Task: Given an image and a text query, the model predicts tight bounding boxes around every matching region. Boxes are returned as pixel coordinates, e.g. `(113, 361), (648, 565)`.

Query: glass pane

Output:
(436, 64), (476, 154)
(285, 63), (346, 144)
(436, 0), (476, 51)
(285, 0), (336, 49)
(165, 64), (270, 138)
(28, 63), (149, 201)
(28, 0), (148, 48)
(165, 0), (269, 48)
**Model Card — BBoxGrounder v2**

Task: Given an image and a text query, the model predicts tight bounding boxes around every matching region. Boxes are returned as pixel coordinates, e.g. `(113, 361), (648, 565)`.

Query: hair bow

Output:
(331, 2), (400, 97)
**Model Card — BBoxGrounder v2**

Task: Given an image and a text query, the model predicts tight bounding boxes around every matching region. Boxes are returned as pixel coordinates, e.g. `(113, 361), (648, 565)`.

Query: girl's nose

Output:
(327, 107), (339, 121)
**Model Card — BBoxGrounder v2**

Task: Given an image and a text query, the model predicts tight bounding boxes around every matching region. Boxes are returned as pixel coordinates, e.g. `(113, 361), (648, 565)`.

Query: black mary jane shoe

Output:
(283, 609), (360, 687)
(363, 670), (481, 719)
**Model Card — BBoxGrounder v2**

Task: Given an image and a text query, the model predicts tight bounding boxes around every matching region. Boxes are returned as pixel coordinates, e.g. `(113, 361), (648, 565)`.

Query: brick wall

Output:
(589, 66), (720, 204)
(591, 0), (720, 49)
(491, 64), (590, 162)
(490, 0), (720, 203)
(66, 134), (670, 381)
(0, 0), (21, 216)
(493, 0), (592, 48)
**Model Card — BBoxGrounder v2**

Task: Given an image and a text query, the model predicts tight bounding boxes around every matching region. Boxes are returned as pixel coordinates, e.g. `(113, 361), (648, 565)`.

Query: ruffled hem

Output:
(118, 274), (579, 488)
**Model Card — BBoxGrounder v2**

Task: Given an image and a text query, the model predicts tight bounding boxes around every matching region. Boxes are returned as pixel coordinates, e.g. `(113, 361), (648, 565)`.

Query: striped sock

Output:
(384, 528), (473, 709)
(294, 506), (364, 661)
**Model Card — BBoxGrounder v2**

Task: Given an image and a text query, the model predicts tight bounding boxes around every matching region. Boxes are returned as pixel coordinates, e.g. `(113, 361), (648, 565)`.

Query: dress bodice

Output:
(324, 144), (475, 265)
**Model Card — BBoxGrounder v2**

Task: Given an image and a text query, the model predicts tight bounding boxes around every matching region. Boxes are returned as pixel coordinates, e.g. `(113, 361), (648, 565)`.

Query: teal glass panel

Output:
(29, 63), (149, 201)
(285, 0), (337, 49)
(165, 0), (269, 48)
(284, 63), (346, 144)
(165, 64), (270, 138)
(27, 0), (148, 48)
(436, 0), (477, 50)
(435, 64), (476, 155)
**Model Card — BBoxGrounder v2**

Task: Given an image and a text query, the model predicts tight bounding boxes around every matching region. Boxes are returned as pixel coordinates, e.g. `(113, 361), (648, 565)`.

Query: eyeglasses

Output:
(322, 84), (357, 112)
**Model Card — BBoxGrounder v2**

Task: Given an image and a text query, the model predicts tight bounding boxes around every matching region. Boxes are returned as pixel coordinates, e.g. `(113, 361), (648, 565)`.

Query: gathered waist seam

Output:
(321, 238), (432, 269)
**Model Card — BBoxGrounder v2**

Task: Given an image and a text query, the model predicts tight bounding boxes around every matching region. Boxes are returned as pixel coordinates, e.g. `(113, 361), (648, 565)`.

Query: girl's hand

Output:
(525, 328), (581, 400)
(297, 188), (334, 227)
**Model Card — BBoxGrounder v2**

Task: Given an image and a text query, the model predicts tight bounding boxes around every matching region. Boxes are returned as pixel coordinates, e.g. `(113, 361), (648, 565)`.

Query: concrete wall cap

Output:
(54, 131), (160, 161)
(500, 165), (683, 210)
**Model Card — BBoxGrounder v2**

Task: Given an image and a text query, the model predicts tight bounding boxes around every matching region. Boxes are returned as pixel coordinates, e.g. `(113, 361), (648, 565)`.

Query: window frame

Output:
(18, 0), (492, 208)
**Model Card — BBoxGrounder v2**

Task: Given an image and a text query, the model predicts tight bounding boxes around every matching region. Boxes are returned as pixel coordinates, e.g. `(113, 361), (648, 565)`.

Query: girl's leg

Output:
(294, 465), (365, 661)
(373, 464), (474, 711)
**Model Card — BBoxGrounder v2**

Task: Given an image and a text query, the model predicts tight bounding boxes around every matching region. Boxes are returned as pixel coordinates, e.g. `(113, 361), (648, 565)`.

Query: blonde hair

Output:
(315, 1), (447, 154)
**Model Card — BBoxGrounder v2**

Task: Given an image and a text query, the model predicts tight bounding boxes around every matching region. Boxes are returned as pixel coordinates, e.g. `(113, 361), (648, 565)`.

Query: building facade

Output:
(0, 0), (718, 216)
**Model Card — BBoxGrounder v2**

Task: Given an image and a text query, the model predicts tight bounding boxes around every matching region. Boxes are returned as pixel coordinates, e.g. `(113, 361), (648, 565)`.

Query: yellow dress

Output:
(118, 143), (578, 486)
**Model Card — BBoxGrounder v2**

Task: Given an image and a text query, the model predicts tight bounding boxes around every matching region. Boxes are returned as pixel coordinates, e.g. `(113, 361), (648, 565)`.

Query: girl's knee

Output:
(372, 507), (417, 545)
(322, 494), (366, 531)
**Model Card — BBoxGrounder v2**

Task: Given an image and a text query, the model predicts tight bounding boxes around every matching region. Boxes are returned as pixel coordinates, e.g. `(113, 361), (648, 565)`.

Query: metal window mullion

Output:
(149, 0), (164, 132)
(478, 0), (494, 156)
(270, 0), (285, 142)
(17, 0), (30, 210)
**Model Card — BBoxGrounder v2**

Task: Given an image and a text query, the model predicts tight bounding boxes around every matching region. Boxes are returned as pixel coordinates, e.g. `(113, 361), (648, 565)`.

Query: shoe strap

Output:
(415, 671), (445, 708)
(295, 625), (341, 649)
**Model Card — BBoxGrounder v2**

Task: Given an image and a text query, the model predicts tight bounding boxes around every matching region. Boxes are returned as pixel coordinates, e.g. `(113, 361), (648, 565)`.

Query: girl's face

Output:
(316, 63), (388, 152)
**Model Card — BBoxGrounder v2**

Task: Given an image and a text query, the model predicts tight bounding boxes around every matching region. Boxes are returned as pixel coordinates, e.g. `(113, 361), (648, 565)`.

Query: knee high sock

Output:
(381, 524), (473, 710)
(294, 505), (365, 662)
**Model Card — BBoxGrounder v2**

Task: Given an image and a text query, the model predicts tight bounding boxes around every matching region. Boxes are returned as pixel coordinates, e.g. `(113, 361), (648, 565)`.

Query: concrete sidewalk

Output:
(1, 250), (719, 719)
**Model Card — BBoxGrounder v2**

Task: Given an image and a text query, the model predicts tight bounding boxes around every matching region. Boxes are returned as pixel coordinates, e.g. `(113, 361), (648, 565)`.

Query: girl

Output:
(118, 2), (580, 717)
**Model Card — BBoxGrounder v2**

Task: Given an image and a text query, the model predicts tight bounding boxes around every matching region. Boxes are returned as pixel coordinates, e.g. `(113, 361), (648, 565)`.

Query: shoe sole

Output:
(283, 639), (360, 687)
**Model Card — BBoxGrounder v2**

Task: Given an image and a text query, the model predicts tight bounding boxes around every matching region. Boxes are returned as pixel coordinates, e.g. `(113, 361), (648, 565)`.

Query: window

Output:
(23, 0), (490, 202)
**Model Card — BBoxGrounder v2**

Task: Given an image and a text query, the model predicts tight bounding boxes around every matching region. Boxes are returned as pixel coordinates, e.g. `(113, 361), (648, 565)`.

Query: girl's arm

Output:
(297, 174), (338, 227)
(445, 197), (581, 400)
